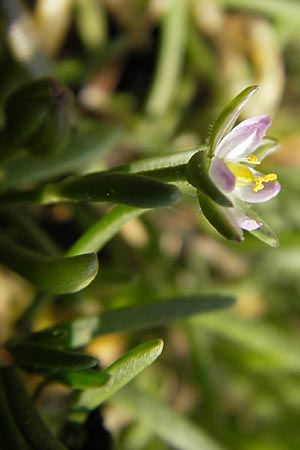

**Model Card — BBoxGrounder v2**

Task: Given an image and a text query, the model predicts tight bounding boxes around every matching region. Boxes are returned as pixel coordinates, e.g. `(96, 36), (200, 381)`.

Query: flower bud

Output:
(4, 77), (72, 156)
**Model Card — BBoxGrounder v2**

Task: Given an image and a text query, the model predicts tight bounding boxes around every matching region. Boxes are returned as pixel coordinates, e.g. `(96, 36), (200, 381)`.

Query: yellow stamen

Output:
(226, 162), (277, 192)
(248, 154), (259, 164)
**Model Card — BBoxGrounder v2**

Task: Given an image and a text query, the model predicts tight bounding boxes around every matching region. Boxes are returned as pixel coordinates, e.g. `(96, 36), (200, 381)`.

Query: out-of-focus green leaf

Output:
(146, 0), (188, 117)
(1, 367), (67, 450)
(0, 231), (98, 294)
(0, 124), (122, 191)
(8, 342), (98, 371)
(113, 386), (226, 450)
(75, 339), (163, 409)
(27, 295), (236, 349)
(194, 312), (300, 372)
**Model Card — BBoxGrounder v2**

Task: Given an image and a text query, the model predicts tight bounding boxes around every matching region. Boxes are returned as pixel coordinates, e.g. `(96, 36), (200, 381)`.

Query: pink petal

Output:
(215, 115), (271, 161)
(234, 179), (281, 203)
(209, 156), (235, 193)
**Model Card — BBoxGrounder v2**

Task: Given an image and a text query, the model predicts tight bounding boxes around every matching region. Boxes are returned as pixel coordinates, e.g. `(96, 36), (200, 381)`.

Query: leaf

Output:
(0, 231), (98, 294)
(209, 85), (259, 153)
(194, 312), (300, 372)
(8, 342), (98, 372)
(198, 192), (244, 241)
(1, 366), (67, 450)
(186, 151), (232, 207)
(27, 295), (236, 349)
(44, 172), (182, 208)
(52, 369), (111, 389)
(66, 205), (145, 256)
(0, 123), (122, 191)
(113, 386), (226, 450)
(146, 0), (188, 117)
(75, 339), (164, 409)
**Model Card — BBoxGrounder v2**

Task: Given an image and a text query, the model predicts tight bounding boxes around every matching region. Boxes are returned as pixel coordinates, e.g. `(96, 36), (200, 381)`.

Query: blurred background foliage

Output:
(1, 0), (300, 449)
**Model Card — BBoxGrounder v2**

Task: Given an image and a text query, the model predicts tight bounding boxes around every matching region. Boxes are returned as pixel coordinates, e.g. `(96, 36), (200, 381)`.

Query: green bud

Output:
(4, 77), (72, 156)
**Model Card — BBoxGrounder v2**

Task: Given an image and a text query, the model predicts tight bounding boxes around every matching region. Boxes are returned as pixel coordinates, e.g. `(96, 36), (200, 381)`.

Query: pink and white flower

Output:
(208, 94), (281, 231)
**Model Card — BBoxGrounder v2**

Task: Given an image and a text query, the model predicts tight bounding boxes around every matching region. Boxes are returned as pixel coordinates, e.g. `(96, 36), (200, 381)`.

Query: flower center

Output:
(226, 161), (277, 192)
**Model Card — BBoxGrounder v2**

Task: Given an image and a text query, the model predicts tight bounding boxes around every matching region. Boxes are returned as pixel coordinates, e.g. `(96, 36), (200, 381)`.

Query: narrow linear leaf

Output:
(113, 386), (226, 450)
(195, 312), (300, 372)
(0, 231), (98, 294)
(43, 172), (182, 208)
(0, 372), (31, 450)
(66, 205), (145, 256)
(75, 339), (163, 410)
(52, 369), (111, 389)
(2, 366), (67, 450)
(0, 124), (122, 191)
(28, 295), (236, 349)
(8, 342), (98, 371)
(146, 0), (188, 117)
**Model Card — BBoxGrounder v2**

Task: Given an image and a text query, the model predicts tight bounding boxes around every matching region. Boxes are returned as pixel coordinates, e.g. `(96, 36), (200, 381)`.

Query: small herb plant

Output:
(0, 75), (280, 449)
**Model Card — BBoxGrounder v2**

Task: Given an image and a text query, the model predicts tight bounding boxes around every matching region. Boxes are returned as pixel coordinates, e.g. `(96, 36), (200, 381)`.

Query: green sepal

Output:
(8, 341), (98, 372)
(186, 151), (232, 207)
(4, 77), (72, 156)
(237, 201), (279, 247)
(209, 85), (259, 154)
(75, 339), (164, 410)
(45, 172), (182, 208)
(0, 231), (98, 294)
(198, 192), (244, 241)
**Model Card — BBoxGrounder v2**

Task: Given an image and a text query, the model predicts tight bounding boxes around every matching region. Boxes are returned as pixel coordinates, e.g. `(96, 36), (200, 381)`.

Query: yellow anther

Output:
(226, 161), (277, 193)
(253, 173), (277, 192)
(248, 154), (259, 164)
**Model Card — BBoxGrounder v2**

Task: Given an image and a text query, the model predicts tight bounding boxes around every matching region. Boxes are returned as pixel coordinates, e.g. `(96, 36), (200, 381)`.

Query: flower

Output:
(208, 94), (281, 232)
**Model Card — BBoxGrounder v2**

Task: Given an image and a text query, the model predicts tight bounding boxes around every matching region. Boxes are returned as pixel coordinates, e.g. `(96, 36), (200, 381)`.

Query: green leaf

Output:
(52, 369), (111, 389)
(186, 151), (232, 207)
(75, 339), (163, 409)
(0, 232), (98, 294)
(4, 77), (72, 156)
(44, 172), (182, 208)
(194, 312), (300, 372)
(113, 386), (226, 450)
(27, 295), (236, 349)
(8, 342), (98, 372)
(0, 372), (31, 450)
(0, 123), (122, 191)
(1, 367), (67, 450)
(209, 85), (259, 154)
(67, 205), (145, 256)
(198, 192), (244, 241)
(146, 0), (188, 117)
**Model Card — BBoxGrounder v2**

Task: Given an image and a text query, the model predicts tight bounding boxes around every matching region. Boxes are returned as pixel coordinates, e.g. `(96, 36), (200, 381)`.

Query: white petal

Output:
(234, 179), (281, 203)
(215, 115), (271, 161)
(209, 156), (235, 193)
